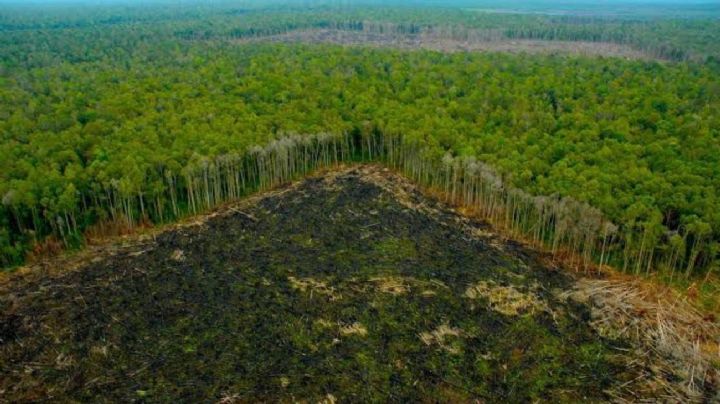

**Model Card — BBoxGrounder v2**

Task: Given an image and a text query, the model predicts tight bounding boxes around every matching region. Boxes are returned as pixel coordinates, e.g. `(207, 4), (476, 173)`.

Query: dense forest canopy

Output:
(2, 2), (720, 63)
(0, 1), (719, 285)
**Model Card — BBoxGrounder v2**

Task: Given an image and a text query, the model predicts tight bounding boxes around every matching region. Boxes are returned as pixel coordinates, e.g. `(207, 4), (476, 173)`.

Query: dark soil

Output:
(0, 166), (640, 402)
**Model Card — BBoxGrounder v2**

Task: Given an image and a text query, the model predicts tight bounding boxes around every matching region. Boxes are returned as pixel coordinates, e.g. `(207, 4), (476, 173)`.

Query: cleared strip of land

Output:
(241, 29), (651, 59)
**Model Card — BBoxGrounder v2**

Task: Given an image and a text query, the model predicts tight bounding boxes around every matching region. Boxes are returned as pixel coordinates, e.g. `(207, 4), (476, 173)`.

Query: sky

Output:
(1, 0), (717, 4)
(1, 0), (718, 17)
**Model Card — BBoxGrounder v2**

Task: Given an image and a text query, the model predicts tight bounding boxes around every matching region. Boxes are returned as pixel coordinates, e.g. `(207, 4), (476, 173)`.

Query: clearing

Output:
(0, 165), (717, 401)
(242, 29), (651, 60)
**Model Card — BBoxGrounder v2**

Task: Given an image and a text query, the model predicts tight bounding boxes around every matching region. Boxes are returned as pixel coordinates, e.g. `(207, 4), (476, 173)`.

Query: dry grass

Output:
(559, 278), (720, 401)
(369, 275), (449, 297)
(358, 166), (429, 213)
(465, 280), (547, 316)
(419, 324), (464, 354)
(288, 276), (341, 301)
(339, 322), (368, 337)
(369, 276), (411, 295)
(319, 393), (338, 404)
(370, 276), (410, 296)
(170, 249), (185, 262)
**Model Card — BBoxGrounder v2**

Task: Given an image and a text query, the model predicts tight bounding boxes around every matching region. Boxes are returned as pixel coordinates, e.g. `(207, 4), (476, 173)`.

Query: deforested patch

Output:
(1, 165), (715, 402)
(244, 29), (654, 60)
(356, 165), (505, 253)
(464, 280), (548, 316)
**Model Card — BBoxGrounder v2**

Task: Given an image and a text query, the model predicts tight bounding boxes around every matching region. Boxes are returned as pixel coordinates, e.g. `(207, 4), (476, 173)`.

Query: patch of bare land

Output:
(1, 165), (717, 401)
(242, 29), (652, 60)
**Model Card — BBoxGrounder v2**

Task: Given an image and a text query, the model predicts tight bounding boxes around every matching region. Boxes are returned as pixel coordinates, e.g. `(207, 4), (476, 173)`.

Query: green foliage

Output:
(0, 4), (718, 280)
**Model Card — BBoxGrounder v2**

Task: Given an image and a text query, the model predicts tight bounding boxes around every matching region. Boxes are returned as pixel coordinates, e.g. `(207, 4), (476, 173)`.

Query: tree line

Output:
(1, 11), (719, 284)
(5, 126), (714, 285)
(168, 7), (720, 62)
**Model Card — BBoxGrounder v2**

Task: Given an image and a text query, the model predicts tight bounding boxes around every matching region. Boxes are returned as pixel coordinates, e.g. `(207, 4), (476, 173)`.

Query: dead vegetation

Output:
(369, 275), (449, 296)
(288, 276), (342, 301)
(370, 276), (410, 295)
(243, 29), (652, 60)
(339, 322), (368, 337)
(465, 280), (548, 316)
(559, 278), (720, 400)
(419, 324), (464, 355)
(364, 163), (720, 400)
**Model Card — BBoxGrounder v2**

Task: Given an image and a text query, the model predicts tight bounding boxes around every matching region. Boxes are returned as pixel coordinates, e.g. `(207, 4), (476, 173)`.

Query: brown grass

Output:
(559, 277), (720, 400)
(464, 280), (548, 316)
(288, 276), (342, 301)
(419, 324), (464, 355)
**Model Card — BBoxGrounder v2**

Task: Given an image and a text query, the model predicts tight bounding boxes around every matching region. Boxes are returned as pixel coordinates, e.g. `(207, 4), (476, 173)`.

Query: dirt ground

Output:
(242, 29), (651, 60)
(0, 165), (714, 402)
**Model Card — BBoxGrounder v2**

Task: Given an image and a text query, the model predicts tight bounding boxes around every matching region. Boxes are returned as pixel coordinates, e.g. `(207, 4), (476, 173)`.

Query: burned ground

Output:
(0, 166), (694, 402)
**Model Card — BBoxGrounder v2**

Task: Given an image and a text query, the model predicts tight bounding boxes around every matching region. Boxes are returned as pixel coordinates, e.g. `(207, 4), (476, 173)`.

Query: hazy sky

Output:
(1, 0), (717, 12)
(1, 0), (717, 4)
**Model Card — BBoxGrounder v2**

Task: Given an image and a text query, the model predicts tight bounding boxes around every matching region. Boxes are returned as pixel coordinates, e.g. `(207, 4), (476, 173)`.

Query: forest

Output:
(1, 2), (719, 288)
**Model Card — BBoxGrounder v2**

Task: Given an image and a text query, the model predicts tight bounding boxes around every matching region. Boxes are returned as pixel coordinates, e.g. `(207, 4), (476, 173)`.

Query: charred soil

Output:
(0, 165), (715, 402)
